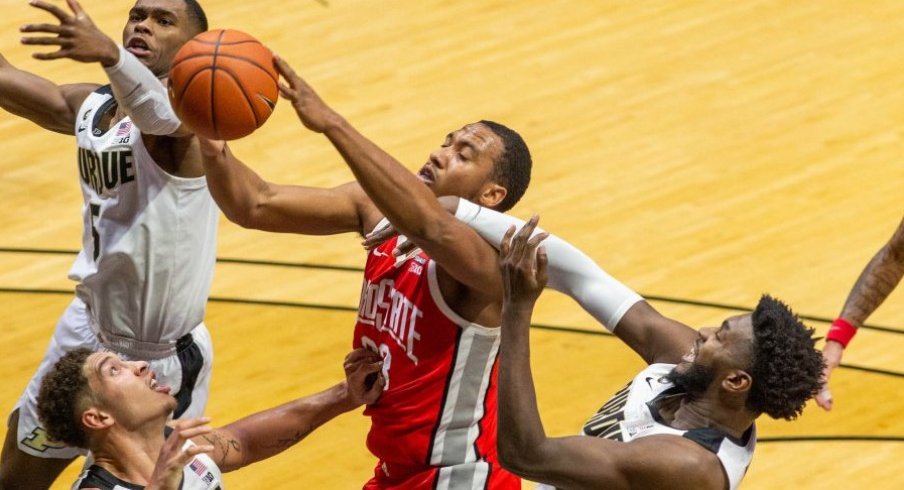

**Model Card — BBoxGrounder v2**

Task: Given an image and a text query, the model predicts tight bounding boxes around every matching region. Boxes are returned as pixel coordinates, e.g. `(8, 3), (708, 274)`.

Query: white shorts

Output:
(12, 297), (213, 459)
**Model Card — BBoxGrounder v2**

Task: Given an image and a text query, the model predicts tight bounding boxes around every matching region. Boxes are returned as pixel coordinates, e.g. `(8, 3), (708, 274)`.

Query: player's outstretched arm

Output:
(495, 222), (724, 490)
(197, 137), (380, 235)
(0, 52), (95, 134)
(442, 199), (696, 363)
(817, 214), (904, 410)
(192, 348), (385, 473)
(274, 55), (504, 298)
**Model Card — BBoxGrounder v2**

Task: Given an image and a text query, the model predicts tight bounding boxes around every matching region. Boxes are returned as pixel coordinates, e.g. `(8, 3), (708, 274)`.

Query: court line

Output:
(1, 287), (902, 380)
(1, 247), (902, 334)
(758, 436), (904, 443)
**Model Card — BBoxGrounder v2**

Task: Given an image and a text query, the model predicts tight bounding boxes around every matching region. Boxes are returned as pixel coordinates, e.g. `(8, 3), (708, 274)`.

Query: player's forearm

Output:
(453, 199), (642, 331)
(103, 46), (183, 136)
(201, 143), (277, 228)
(497, 301), (550, 474)
(839, 243), (904, 325)
(218, 382), (356, 472)
(0, 60), (73, 133)
(323, 117), (449, 241)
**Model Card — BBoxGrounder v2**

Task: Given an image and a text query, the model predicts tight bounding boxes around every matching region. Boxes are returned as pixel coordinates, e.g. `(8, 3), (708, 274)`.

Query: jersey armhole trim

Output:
(427, 261), (499, 336)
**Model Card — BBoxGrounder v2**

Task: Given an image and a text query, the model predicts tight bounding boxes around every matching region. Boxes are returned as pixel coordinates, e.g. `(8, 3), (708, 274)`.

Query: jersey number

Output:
(360, 335), (392, 390)
(89, 203), (101, 260)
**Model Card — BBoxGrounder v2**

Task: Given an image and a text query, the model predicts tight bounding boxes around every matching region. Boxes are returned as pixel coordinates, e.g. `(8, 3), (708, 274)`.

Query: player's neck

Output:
(91, 421), (168, 485)
(671, 395), (754, 440)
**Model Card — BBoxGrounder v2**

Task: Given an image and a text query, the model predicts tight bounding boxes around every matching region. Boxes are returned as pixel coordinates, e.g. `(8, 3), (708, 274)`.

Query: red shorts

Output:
(363, 459), (520, 489)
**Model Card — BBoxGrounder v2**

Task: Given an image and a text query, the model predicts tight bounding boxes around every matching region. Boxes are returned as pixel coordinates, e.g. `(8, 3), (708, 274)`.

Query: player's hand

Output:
(21, 0), (119, 66)
(362, 222), (418, 257)
(146, 417), (214, 490)
(499, 215), (549, 307)
(273, 54), (341, 133)
(815, 340), (844, 411)
(343, 348), (386, 406)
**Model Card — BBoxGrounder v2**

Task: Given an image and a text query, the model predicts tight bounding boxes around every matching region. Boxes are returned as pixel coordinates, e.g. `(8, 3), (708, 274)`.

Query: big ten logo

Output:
(360, 336), (393, 390)
(21, 427), (67, 452)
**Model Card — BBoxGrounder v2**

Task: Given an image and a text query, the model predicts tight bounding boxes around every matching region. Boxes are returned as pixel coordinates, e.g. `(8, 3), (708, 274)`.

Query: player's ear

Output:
(722, 369), (752, 394)
(82, 407), (114, 430)
(477, 182), (507, 209)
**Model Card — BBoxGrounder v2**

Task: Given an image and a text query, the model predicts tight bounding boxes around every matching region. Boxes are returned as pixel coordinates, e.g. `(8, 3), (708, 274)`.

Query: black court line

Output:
(758, 435), (904, 444)
(2, 287), (903, 380)
(2, 247), (903, 334)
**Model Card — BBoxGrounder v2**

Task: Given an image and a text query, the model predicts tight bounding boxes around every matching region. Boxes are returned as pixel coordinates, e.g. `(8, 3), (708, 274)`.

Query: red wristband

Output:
(827, 317), (857, 348)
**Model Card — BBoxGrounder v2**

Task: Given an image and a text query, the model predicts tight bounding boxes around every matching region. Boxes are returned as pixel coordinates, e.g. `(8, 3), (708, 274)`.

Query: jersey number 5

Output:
(89, 203), (101, 261)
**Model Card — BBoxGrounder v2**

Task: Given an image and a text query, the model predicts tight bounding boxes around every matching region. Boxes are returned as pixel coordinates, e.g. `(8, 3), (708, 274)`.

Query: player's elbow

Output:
(497, 437), (549, 478)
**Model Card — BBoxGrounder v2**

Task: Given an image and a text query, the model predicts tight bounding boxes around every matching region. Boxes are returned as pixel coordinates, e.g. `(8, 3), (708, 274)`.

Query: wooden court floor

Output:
(2, 0), (904, 488)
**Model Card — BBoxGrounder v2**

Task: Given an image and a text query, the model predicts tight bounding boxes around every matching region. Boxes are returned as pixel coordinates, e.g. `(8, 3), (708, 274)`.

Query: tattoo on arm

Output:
(202, 432), (242, 467)
(842, 226), (904, 324)
(263, 425), (314, 450)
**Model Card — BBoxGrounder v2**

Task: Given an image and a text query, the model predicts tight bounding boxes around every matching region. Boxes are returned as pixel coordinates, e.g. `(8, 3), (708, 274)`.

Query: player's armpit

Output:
(411, 213), (504, 299)
(509, 434), (725, 490)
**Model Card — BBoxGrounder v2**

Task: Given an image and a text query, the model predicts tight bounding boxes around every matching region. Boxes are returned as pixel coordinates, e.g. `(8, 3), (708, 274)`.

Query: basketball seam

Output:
(210, 30), (226, 139)
(172, 53), (278, 84)
(217, 68), (261, 128)
(175, 67), (213, 120)
(189, 39), (262, 46)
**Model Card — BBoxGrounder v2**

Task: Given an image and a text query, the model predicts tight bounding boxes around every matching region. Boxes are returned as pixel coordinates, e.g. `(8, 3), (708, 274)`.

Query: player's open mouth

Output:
(148, 372), (171, 394)
(126, 38), (151, 57)
(417, 165), (434, 185)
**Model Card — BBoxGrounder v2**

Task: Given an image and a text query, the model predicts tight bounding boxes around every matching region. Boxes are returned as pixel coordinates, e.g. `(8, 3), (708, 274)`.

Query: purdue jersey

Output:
(539, 363), (754, 490)
(69, 86), (218, 346)
(73, 437), (223, 489)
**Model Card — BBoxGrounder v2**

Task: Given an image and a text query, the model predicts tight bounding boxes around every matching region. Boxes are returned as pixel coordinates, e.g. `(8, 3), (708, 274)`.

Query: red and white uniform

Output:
(354, 236), (518, 489)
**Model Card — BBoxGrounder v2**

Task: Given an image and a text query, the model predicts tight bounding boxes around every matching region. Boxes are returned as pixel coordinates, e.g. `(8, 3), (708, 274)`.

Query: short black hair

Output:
(746, 295), (824, 420)
(36, 348), (95, 449)
(479, 120), (531, 212)
(182, 0), (208, 34)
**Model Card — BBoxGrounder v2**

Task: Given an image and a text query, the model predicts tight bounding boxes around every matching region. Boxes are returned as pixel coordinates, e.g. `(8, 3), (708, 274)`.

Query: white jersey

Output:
(73, 437), (223, 489)
(538, 363), (755, 490)
(69, 85), (218, 351)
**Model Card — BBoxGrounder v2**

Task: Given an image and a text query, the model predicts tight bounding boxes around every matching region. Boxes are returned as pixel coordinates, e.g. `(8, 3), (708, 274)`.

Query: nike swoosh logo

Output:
(257, 93), (276, 111)
(372, 249), (387, 257)
(645, 377), (656, 389)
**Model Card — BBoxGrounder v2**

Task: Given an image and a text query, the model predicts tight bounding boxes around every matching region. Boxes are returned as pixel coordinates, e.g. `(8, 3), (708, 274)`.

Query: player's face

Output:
(417, 123), (505, 204)
(674, 314), (754, 383)
(84, 352), (176, 428)
(122, 0), (197, 77)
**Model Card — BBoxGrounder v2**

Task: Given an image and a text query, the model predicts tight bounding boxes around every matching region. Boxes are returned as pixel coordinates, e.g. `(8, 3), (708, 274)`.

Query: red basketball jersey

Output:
(354, 236), (519, 489)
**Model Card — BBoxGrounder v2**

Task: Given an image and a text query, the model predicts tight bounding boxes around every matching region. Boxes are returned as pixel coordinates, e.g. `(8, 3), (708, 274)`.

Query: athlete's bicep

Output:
(518, 435), (725, 490)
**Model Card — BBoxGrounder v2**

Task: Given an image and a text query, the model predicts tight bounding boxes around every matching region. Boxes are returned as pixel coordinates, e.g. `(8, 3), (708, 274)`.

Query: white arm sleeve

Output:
(103, 46), (181, 136)
(455, 199), (643, 332)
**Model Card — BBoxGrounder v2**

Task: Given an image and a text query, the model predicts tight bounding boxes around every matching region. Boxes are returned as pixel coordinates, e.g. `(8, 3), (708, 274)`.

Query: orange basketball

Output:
(168, 29), (278, 140)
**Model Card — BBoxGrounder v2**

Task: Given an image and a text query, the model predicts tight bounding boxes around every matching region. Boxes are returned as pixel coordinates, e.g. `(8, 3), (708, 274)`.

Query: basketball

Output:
(168, 29), (278, 140)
